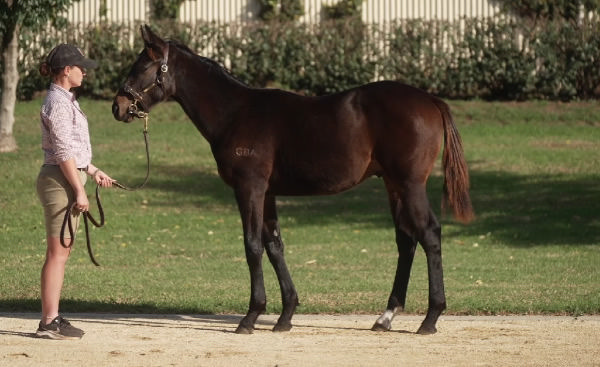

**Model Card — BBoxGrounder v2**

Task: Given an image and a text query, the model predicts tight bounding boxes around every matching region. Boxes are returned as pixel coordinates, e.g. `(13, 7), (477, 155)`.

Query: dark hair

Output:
(39, 61), (62, 77)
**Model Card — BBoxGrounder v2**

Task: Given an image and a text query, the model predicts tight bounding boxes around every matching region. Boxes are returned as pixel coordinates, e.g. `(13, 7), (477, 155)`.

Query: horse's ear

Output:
(140, 24), (167, 62)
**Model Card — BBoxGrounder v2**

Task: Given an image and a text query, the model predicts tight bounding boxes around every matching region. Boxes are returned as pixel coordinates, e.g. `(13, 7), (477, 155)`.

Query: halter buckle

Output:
(127, 101), (148, 119)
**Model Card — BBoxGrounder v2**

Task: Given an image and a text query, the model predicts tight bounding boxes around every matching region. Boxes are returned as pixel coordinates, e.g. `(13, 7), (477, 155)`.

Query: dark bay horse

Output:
(113, 25), (473, 335)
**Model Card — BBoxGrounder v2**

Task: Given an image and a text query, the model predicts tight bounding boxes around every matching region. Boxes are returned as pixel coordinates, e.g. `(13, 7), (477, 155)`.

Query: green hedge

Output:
(14, 17), (600, 101)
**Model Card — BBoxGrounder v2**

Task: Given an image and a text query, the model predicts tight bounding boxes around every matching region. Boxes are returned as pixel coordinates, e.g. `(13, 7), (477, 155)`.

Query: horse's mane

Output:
(168, 40), (248, 87)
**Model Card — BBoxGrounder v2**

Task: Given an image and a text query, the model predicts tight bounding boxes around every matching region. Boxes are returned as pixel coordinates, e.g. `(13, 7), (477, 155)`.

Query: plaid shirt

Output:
(40, 84), (92, 168)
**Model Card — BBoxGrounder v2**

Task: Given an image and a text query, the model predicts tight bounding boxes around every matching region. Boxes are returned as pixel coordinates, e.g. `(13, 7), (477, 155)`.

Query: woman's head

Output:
(40, 44), (97, 88)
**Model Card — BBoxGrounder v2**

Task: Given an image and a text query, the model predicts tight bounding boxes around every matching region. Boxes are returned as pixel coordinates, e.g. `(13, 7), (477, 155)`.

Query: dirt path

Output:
(1, 313), (599, 366)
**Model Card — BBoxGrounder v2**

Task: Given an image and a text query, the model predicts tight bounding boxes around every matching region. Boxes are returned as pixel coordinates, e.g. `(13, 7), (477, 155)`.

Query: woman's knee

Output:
(45, 237), (72, 262)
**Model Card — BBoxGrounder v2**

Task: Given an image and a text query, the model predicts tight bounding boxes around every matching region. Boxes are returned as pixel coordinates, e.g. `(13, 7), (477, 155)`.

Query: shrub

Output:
(14, 16), (600, 101)
(531, 20), (600, 100)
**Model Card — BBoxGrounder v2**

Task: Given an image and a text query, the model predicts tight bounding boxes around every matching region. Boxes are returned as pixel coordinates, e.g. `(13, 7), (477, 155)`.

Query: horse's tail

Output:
(435, 99), (474, 223)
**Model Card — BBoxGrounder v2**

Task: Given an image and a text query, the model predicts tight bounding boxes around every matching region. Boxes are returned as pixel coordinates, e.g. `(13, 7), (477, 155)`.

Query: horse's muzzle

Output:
(112, 97), (134, 122)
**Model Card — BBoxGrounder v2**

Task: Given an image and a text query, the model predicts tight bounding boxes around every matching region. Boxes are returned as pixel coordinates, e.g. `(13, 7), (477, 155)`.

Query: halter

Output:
(124, 44), (170, 119)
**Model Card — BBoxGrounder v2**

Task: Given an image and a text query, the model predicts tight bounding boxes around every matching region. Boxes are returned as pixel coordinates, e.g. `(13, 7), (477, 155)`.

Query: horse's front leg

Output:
(234, 185), (267, 334)
(263, 195), (298, 332)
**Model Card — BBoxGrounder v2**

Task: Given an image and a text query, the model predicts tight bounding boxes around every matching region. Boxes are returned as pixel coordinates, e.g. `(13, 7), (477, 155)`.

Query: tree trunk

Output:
(0, 24), (19, 153)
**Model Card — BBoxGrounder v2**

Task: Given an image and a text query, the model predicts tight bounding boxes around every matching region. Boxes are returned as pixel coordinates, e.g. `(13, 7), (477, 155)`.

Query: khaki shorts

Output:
(37, 165), (87, 238)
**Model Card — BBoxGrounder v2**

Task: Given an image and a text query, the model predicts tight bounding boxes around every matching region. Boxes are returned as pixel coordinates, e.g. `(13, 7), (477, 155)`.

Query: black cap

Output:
(46, 44), (98, 70)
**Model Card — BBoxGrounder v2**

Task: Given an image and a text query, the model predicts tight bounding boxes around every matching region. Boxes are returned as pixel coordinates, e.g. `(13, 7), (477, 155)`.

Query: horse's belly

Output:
(267, 161), (374, 196)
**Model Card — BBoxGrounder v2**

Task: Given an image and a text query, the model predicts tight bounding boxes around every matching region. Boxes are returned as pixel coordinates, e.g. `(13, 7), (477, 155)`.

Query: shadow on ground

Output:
(144, 164), (600, 247)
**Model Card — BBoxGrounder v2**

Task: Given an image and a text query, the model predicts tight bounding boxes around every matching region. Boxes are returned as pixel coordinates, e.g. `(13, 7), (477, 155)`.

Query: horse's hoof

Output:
(371, 321), (391, 332)
(416, 325), (437, 335)
(272, 322), (292, 332)
(235, 325), (254, 334)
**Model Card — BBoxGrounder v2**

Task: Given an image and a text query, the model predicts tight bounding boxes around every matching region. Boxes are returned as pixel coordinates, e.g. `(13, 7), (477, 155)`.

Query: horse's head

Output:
(112, 25), (174, 122)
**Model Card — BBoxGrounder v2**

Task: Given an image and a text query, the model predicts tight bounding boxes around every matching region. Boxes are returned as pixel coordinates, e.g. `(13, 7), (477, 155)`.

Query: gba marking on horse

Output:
(113, 26), (474, 335)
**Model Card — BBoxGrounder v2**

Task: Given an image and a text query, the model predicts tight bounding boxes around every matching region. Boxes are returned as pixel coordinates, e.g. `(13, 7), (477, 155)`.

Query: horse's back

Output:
(220, 81), (447, 195)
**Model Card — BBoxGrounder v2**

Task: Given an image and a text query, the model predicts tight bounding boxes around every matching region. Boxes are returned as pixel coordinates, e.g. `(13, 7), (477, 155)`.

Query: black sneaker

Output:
(36, 316), (84, 340)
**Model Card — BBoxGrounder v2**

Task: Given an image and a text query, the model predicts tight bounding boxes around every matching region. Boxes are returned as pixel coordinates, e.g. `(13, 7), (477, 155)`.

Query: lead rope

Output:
(60, 117), (150, 266)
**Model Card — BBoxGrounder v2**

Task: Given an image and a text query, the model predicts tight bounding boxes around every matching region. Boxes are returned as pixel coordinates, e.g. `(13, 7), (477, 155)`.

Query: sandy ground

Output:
(1, 313), (599, 366)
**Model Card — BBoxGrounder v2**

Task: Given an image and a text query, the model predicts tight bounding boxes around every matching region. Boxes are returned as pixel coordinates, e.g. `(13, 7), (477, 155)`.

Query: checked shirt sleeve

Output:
(42, 101), (77, 164)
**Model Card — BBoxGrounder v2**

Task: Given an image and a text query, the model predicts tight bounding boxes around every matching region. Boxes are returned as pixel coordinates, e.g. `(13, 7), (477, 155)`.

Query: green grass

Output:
(1, 98), (599, 316)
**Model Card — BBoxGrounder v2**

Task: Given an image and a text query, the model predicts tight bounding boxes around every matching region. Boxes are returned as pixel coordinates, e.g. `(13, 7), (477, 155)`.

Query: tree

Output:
(0, 0), (76, 152)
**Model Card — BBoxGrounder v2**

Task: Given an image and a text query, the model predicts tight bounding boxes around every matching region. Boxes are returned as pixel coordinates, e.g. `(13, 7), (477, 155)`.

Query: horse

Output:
(112, 25), (473, 335)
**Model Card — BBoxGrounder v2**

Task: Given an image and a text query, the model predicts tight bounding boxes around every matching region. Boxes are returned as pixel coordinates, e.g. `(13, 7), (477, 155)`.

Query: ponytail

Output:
(39, 61), (52, 77)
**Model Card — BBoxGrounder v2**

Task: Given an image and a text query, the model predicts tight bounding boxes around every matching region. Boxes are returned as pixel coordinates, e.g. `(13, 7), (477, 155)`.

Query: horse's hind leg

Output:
(416, 206), (445, 334)
(263, 195), (299, 332)
(372, 181), (418, 331)
(373, 181), (446, 334)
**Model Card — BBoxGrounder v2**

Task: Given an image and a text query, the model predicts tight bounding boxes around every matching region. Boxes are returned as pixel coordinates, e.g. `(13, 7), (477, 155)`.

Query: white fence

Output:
(67, 0), (148, 23)
(65, 0), (501, 25)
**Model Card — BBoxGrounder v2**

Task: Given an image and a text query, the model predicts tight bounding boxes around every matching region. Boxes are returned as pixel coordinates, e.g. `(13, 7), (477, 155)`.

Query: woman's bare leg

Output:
(40, 236), (71, 324)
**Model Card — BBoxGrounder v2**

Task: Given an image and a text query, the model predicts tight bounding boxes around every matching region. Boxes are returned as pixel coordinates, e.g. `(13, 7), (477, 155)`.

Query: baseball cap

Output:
(46, 44), (98, 70)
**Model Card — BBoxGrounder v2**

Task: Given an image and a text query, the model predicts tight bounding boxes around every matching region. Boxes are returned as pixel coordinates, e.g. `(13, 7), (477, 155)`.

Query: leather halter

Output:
(124, 44), (170, 118)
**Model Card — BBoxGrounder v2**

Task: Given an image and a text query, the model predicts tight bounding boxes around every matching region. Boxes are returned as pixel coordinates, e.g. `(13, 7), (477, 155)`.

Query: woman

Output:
(36, 44), (114, 339)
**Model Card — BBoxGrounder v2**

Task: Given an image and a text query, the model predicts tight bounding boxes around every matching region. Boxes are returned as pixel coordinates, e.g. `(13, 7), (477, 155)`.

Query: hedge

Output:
(13, 17), (600, 101)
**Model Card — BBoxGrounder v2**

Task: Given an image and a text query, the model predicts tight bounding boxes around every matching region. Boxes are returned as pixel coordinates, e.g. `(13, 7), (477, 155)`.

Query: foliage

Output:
(530, 20), (600, 100)
(220, 19), (377, 95)
(301, 19), (376, 95)
(151, 0), (185, 21)
(322, 0), (363, 20)
(496, 0), (600, 21)
(13, 15), (600, 101)
(0, 0), (77, 99)
(15, 22), (142, 99)
(380, 20), (451, 96)
(258, 0), (304, 22)
(450, 19), (536, 100)
(0, 0), (74, 42)
(379, 17), (599, 100)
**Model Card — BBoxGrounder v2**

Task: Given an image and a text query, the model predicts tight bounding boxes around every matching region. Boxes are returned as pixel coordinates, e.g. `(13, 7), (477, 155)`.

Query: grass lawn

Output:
(1, 98), (598, 316)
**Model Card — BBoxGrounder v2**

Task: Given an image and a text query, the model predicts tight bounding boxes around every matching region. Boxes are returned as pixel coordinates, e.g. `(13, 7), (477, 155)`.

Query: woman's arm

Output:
(59, 158), (89, 212)
(86, 163), (115, 188)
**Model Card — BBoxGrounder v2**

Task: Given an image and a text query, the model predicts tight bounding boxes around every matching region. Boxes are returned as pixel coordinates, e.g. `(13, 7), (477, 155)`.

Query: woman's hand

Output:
(93, 169), (115, 188)
(75, 189), (90, 212)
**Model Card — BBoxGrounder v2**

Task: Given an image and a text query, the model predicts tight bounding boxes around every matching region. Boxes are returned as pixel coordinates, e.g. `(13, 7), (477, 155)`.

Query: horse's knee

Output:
(244, 241), (264, 263)
(419, 213), (442, 251)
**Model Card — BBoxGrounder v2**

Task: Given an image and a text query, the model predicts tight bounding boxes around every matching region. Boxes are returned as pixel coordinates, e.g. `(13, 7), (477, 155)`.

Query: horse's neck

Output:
(172, 54), (249, 143)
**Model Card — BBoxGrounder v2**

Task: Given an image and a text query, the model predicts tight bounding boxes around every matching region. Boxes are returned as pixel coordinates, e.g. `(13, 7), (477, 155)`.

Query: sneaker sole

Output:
(36, 329), (82, 340)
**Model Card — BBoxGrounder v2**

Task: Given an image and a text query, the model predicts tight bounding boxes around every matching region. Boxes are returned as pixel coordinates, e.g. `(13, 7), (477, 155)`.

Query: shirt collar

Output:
(49, 83), (75, 102)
